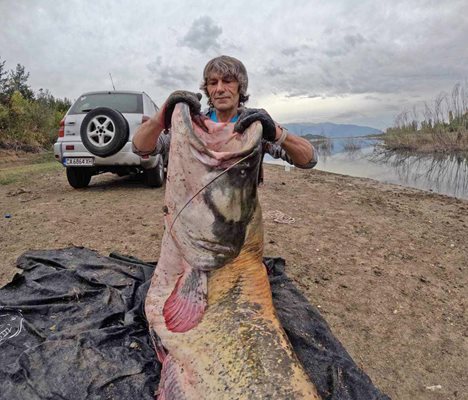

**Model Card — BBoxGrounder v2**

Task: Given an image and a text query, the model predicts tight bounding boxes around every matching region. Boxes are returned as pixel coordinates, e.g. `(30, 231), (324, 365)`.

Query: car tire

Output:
(80, 107), (129, 157)
(144, 157), (165, 188)
(66, 167), (92, 189)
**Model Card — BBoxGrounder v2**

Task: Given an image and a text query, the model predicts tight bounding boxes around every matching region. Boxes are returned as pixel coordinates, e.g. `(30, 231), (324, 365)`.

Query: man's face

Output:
(206, 73), (240, 112)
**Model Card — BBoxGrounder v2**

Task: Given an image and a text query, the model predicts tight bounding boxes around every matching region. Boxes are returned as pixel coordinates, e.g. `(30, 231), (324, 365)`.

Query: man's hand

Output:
(234, 108), (277, 142)
(162, 91), (202, 129)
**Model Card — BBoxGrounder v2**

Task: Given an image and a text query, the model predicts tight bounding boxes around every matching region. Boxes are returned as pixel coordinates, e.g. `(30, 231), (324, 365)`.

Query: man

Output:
(132, 55), (317, 176)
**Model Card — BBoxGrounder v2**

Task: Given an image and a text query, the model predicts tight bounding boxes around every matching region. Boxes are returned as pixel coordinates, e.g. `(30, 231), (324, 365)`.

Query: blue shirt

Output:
(208, 110), (239, 123)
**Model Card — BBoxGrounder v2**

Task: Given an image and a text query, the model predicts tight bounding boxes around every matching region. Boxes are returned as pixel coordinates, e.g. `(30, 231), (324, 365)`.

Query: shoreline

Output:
(379, 131), (468, 154)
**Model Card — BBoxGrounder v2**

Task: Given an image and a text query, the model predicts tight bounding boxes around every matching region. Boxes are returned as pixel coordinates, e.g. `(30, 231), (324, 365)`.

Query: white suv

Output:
(53, 90), (165, 188)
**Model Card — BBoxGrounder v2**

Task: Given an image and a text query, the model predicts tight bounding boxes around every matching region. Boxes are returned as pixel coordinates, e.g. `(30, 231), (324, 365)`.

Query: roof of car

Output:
(80, 90), (145, 96)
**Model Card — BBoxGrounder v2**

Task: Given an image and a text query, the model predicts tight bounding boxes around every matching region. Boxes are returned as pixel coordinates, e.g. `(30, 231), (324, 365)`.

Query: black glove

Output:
(163, 91), (202, 129)
(233, 108), (277, 142)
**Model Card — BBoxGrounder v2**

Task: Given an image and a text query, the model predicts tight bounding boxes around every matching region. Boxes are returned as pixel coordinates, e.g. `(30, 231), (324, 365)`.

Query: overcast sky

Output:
(1, 0), (467, 129)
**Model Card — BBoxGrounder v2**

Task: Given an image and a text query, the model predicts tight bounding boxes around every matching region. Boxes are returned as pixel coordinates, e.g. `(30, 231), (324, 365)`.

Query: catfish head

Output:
(165, 103), (263, 272)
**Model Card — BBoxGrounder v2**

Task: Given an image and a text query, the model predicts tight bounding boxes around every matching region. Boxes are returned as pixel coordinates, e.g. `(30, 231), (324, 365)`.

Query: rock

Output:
(425, 385), (442, 391)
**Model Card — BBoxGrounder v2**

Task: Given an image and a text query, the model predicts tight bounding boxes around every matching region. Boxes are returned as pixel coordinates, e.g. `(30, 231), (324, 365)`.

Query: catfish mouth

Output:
(188, 115), (263, 169)
(195, 239), (236, 256)
(180, 233), (239, 271)
(191, 145), (257, 170)
(187, 229), (238, 258)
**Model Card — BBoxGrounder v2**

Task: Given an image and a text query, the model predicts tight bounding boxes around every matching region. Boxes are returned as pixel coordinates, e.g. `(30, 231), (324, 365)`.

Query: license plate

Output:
(64, 157), (94, 166)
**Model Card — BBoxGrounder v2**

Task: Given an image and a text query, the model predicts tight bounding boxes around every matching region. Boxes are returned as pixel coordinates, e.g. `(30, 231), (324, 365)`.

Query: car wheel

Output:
(80, 107), (129, 157)
(66, 167), (92, 189)
(144, 157), (165, 188)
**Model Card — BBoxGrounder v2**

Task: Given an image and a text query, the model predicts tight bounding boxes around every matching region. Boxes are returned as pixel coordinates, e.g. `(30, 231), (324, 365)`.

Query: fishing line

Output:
(168, 151), (256, 233)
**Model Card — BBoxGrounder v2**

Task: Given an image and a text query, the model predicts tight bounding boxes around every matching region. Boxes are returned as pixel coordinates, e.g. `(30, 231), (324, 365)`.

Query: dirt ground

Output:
(0, 157), (467, 400)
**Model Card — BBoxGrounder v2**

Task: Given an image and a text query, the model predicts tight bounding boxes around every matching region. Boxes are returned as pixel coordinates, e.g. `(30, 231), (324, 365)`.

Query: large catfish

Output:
(145, 103), (321, 400)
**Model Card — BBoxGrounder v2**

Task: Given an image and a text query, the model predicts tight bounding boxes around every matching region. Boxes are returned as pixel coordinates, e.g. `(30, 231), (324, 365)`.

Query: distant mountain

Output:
(282, 122), (382, 138)
(302, 134), (327, 140)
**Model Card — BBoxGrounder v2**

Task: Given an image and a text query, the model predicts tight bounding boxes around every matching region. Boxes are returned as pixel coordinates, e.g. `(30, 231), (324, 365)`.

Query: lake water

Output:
(264, 138), (468, 200)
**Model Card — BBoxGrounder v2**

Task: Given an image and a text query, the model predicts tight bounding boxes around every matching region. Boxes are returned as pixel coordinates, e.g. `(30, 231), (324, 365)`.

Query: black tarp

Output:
(0, 247), (390, 400)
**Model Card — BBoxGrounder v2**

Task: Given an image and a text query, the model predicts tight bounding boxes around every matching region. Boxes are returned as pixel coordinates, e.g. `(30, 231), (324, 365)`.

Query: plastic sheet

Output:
(0, 248), (390, 399)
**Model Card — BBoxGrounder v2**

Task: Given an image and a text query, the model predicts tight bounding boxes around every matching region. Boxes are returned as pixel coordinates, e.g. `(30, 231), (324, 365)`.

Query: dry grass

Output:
(382, 129), (468, 154)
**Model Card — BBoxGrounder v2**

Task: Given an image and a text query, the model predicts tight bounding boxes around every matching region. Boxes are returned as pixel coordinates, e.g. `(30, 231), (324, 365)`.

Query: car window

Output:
(143, 93), (158, 114)
(142, 93), (153, 115)
(69, 93), (143, 114)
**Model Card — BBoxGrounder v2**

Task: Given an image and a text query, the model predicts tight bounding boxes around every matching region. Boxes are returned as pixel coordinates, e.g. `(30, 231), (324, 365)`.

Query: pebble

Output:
(425, 385), (442, 391)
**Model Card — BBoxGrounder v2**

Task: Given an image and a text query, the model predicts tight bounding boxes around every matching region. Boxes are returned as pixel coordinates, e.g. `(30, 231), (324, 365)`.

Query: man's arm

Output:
(132, 90), (202, 156)
(234, 108), (317, 169)
(272, 125), (317, 168)
(132, 113), (165, 156)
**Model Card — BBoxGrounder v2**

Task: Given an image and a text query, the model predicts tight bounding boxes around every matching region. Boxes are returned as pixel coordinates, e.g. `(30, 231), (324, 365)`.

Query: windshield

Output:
(69, 93), (143, 114)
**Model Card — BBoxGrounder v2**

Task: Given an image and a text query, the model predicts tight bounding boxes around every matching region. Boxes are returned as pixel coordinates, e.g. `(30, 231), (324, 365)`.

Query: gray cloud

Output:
(254, 13), (468, 101)
(180, 16), (222, 53)
(263, 66), (286, 77)
(281, 47), (300, 57)
(343, 33), (366, 48)
(284, 91), (323, 99)
(322, 31), (368, 58)
(147, 57), (196, 89)
(281, 45), (310, 57)
(364, 95), (382, 101)
(284, 90), (310, 98)
(0, 0), (466, 129)
(334, 110), (368, 120)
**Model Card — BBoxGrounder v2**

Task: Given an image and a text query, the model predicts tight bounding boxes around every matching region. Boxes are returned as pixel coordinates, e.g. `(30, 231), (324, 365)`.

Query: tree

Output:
(0, 57), (8, 104)
(36, 88), (55, 106)
(36, 88), (71, 113)
(5, 63), (34, 100)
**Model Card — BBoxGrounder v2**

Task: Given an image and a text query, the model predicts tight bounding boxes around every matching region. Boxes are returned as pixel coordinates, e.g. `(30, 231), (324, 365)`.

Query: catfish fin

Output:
(163, 268), (207, 333)
(157, 354), (187, 400)
(150, 329), (167, 364)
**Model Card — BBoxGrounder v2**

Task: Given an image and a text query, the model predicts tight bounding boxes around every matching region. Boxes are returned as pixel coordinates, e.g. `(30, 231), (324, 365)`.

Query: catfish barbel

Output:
(145, 103), (321, 400)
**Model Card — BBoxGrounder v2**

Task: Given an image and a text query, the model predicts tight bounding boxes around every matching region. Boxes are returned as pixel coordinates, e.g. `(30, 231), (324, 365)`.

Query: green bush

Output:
(0, 59), (70, 151)
(0, 91), (69, 150)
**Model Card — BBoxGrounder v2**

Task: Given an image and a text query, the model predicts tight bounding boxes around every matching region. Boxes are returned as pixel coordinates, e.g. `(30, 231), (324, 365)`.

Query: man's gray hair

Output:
(200, 55), (249, 106)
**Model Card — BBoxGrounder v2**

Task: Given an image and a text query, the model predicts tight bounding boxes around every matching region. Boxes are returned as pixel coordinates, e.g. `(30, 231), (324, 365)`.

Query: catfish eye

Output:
(240, 169), (246, 177)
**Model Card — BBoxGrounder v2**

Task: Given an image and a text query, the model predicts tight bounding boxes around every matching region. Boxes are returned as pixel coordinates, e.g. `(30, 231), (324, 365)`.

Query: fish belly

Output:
(149, 251), (321, 400)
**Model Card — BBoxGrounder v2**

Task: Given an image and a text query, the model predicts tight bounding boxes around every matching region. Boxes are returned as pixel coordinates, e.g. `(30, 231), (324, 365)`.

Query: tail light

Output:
(58, 118), (65, 137)
(142, 115), (150, 124)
